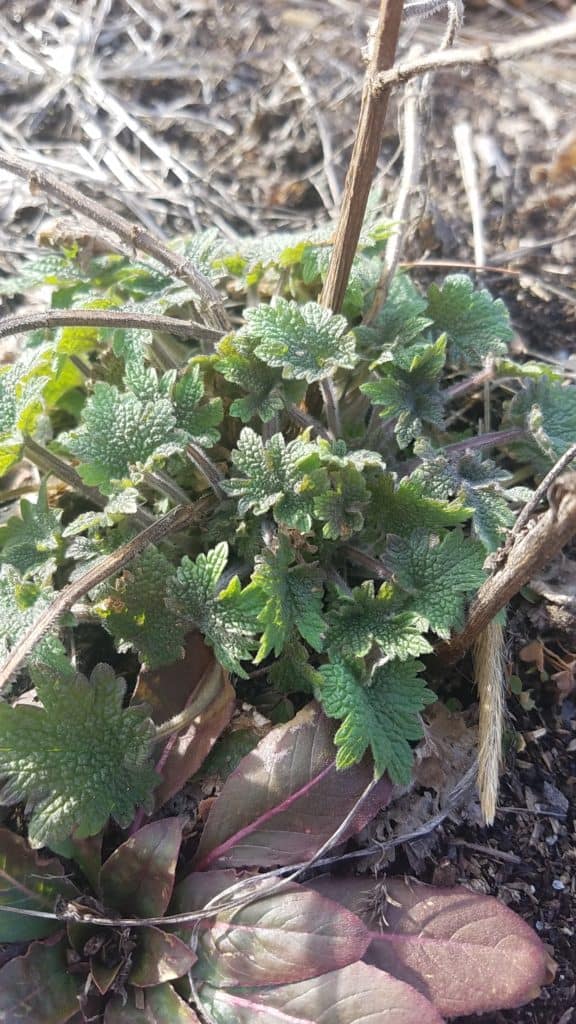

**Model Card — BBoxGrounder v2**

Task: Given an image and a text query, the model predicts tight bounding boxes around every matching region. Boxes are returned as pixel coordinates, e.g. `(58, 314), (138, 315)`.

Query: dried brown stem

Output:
(0, 152), (229, 332)
(0, 308), (222, 345)
(438, 473), (576, 664)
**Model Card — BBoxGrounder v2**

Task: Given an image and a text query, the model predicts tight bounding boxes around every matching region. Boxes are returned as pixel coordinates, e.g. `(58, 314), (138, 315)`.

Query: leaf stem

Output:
(186, 442), (226, 499)
(143, 469), (192, 506)
(0, 308), (222, 345)
(320, 378), (341, 438)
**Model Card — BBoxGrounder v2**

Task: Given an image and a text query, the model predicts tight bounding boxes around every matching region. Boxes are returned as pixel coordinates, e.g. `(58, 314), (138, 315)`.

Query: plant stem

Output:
(342, 544), (392, 580)
(319, 378), (341, 438)
(143, 469), (192, 506)
(0, 308), (221, 345)
(287, 403), (332, 441)
(186, 442), (226, 499)
(0, 152), (229, 332)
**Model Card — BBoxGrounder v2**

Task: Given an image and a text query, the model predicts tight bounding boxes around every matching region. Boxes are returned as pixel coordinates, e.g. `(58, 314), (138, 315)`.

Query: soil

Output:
(0, 1), (574, 1021)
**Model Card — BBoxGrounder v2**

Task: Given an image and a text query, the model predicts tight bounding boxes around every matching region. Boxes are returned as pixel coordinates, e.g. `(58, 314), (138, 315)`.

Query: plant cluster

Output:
(0, 219), (570, 1020)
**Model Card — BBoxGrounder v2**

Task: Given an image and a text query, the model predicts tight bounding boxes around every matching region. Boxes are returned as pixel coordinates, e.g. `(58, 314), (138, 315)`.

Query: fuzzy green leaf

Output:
(361, 337), (446, 448)
(216, 331), (305, 423)
(0, 353), (48, 474)
(327, 581), (431, 661)
(0, 482), (63, 581)
(0, 566), (65, 667)
(387, 529), (486, 638)
(365, 472), (471, 540)
(172, 363), (222, 447)
(225, 429), (316, 530)
(170, 543), (259, 677)
(0, 663), (157, 849)
(315, 657), (435, 783)
(508, 377), (576, 462)
(426, 275), (513, 362)
(267, 638), (320, 695)
(60, 381), (180, 490)
(244, 537), (326, 661)
(94, 546), (186, 668)
(245, 298), (357, 383)
(314, 464), (369, 540)
(354, 272), (431, 358)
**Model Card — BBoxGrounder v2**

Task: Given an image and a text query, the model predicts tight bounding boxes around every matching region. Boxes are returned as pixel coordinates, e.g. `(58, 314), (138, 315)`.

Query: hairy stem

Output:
(0, 308), (221, 345)
(186, 442), (226, 499)
(143, 469), (192, 506)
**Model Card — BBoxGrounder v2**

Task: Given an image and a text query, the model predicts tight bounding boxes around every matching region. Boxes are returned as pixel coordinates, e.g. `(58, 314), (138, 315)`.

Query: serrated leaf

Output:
(327, 581), (431, 660)
(0, 353), (48, 473)
(60, 381), (180, 491)
(314, 463), (369, 540)
(0, 828), (79, 941)
(313, 876), (554, 1018)
(353, 272), (431, 357)
(365, 472), (471, 540)
(216, 331), (304, 423)
(172, 363), (222, 447)
(243, 536), (326, 661)
(0, 253), (83, 296)
(0, 935), (81, 1024)
(0, 565), (64, 666)
(245, 298), (357, 383)
(386, 529), (486, 638)
(426, 274), (513, 362)
(0, 481), (63, 580)
(94, 546), (186, 668)
(200, 961), (443, 1024)
(100, 818), (183, 917)
(508, 377), (576, 462)
(224, 429), (316, 530)
(361, 337), (446, 448)
(193, 702), (392, 870)
(267, 638), (319, 695)
(170, 543), (259, 677)
(0, 663), (157, 849)
(315, 658), (434, 783)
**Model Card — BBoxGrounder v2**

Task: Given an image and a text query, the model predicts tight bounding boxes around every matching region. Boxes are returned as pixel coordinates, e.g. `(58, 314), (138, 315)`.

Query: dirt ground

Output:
(0, 1), (575, 1021)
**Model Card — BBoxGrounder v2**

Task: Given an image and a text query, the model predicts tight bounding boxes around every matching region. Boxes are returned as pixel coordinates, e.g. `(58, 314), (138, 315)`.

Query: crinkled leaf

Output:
(200, 961), (442, 1024)
(172, 364), (222, 447)
(0, 253), (83, 295)
(0, 934), (81, 1024)
(267, 638), (319, 695)
(508, 377), (576, 462)
(193, 702), (392, 870)
(130, 926), (197, 987)
(244, 536), (326, 661)
(361, 337), (446, 448)
(0, 828), (79, 941)
(353, 272), (431, 358)
(0, 353), (48, 474)
(426, 274), (512, 362)
(0, 482), (63, 580)
(365, 472), (471, 540)
(327, 581), (431, 660)
(224, 429), (316, 530)
(245, 298), (357, 383)
(314, 464), (369, 540)
(216, 332), (305, 423)
(0, 565), (64, 666)
(386, 529), (486, 637)
(192, 880), (369, 987)
(0, 663), (157, 849)
(94, 546), (186, 669)
(100, 818), (183, 917)
(132, 635), (234, 807)
(313, 876), (554, 1018)
(315, 658), (434, 784)
(170, 543), (260, 677)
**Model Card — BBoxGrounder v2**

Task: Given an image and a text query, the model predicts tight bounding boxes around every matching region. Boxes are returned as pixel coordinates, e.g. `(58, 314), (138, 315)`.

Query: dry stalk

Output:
(0, 308), (222, 345)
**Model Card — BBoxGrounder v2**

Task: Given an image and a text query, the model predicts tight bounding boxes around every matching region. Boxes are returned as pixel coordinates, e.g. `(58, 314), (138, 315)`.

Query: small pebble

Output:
(552, 879), (565, 891)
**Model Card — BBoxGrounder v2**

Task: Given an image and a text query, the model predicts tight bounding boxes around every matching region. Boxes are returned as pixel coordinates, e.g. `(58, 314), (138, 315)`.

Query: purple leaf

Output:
(90, 957), (121, 996)
(0, 828), (79, 942)
(194, 702), (392, 870)
(99, 818), (183, 917)
(130, 926), (197, 987)
(0, 934), (81, 1023)
(192, 880), (369, 987)
(199, 960), (443, 1023)
(133, 634), (235, 809)
(104, 984), (202, 1023)
(311, 876), (555, 1017)
(171, 868), (239, 922)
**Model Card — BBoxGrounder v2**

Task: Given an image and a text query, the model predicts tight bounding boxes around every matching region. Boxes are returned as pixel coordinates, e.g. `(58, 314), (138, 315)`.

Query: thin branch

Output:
(143, 469), (192, 506)
(0, 499), (210, 690)
(186, 443), (226, 500)
(372, 19), (576, 94)
(287, 404), (332, 441)
(0, 308), (222, 345)
(0, 152), (229, 331)
(319, 378), (340, 438)
(505, 442), (576, 543)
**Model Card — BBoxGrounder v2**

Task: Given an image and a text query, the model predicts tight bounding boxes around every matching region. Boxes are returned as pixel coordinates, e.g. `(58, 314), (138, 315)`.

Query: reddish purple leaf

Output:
(90, 957), (121, 996)
(0, 828), (79, 942)
(99, 818), (183, 917)
(194, 702), (392, 870)
(0, 934), (81, 1023)
(104, 984), (201, 1023)
(172, 868), (239, 923)
(133, 633), (235, 808)
(191, 880), (369, 987)
(130, 926), (197, 987)
(311, 876), (555, 1017)
(199, 960), (443, 1023)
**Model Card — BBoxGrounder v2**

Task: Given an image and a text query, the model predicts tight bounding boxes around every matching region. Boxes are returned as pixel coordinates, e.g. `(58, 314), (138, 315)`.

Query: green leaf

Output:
(425, 275), (513, 362)
(0, 566), (65, 666)
(172, 363), (222, 447)
(0, 482), (63, 580)
(0, 935), (81, 1024)
(314, 464), (369, 540)
(361, 337), (446, 448)
(353, 272), (431, 358)
(365, 472), (471, 540)
(267, 638), (320, 695)
(225, 428), (317, 530)
(0, 253), (83, 296)
(170, 543), (259, 677)
(508, 377), (576, 462)
(244, 536), (326, 661)
(216, 331), (304, 423)
(0, 828), (79, 941)
(0, 663), (157, 848)
(0, 352), (48, 474)
(100, 818), (183, 917)
(386, 529), (486, 638)
(93, 546), (186, 668)
(60, 381), (180, 490)
(245, 298), (357, 383)
(327, 581), (431, 660)
(316, 657), (434, 784)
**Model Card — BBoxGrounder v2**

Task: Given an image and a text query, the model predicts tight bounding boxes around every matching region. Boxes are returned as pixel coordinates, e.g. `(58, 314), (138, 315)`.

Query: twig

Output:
(0, 499), (210, 690)
(372, 20), (576, 94)
(454, 120), (485, 271)
(287, 404), (332, 441)
(0, 152), (229, 332)
(284, 58), (341, 209)
(438, 473), (576, 664)
(186, 443), (226, 500)
(505, 442), (576, 543)
(0, 308), (222, 345)
(319, 379), (341, 438)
